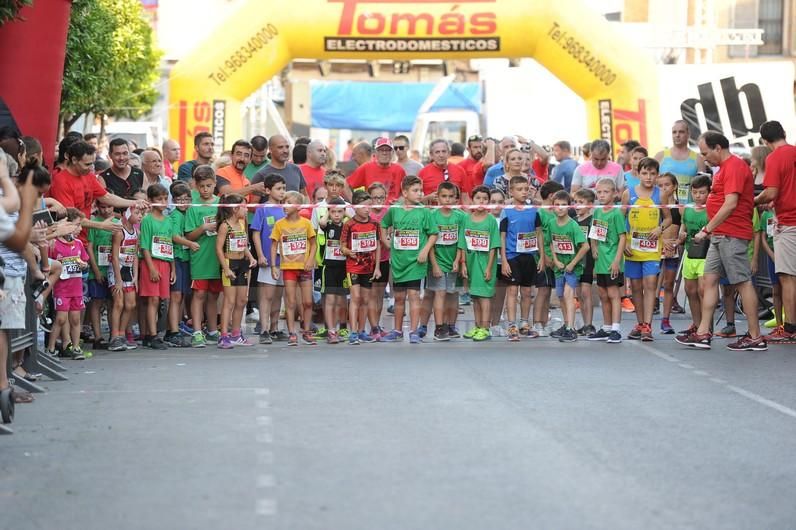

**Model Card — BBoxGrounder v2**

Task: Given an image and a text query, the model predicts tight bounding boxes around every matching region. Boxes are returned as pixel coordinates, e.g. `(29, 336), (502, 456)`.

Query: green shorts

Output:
(682, 254), (705, 280)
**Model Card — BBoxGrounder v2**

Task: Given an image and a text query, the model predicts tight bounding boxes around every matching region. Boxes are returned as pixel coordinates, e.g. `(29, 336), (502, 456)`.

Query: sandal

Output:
(12, 388), (34, 404)
(13, 366), (40, 382)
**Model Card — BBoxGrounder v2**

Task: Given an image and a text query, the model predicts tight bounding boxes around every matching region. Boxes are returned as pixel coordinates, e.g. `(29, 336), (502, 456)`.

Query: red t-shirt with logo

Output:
(418, 163), (467, 196)
(763, 144), (796, 226)
(458, 158), (486, 192)
(341, 217), (381, 275)
(706, 154), (755, 240)
(347, 162), (405, 201)
(299, 163), (326, 200)
(48, 167), (108, 244)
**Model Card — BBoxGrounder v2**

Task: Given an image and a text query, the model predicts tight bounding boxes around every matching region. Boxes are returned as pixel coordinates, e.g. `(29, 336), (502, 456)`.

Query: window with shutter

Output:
(729, 0), (760, 58)
(758, 0), (784, 55)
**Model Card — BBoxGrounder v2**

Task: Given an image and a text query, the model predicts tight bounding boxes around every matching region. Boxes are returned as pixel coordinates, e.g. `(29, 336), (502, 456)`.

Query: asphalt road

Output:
(3, 313), (796, 530)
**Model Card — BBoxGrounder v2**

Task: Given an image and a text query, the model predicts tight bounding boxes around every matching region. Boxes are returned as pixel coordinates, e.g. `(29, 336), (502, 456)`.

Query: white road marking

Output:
(257, 475), (276, 488)
(256, 498), (277, 516)
(726, 385), (796, 420)
(60, 387), (263, 395)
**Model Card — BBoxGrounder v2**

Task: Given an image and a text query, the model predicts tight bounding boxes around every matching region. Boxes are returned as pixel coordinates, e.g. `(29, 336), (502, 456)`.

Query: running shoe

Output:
(218, 335), (234, 350)
(550, 325), (567, 339)
(676, 324), (698, 341)
(179, 321), (194, 336)
(417, 325), (428, 339)
(259, 331), (273, 345)
(727, 334), (768, 351)
(640, 323), (654, 342)
(231, 334), (254, 346)
(627, 324), (643, 341)
(660, 319), (675, 335)
(301, 331), (317, 345)
(587, 329), (611, 341)
(359, 330), (376, 343)
(108, 336), (127, 352)
(369, 327), (383, 342)
(579, 324), (597, 337)
(409, 331), (421, 344)
(518, 321), (531, 336)
(348, 332), (361, 345)
(327, 330), (339, 344)
(472, 327), (491, 341)
(674, 332), (712, 349)
(271, 330), (289, 341)
(381, 329), (404, 342)
(463, 327), (476, 339)
(507, 325), (520, 342)
(433, 326), (450, 342)
(338, 328), (350, 339)
(558, 328), (577, 343)
(447, 325), (461, 339)
(149, 337), (168, 350)
(672, 301), (686, 314)
(287, 333), (298, 347)
(205, 330), (221, 343)
(715, 324), (737, 338)
(767, 326), (791, 342)
(606, 331), (622, 343)
(191, 331), (207, 348)
(621, 298), (635, 313)
(533, 323), (548, 337)
(313, 327), (328, 339)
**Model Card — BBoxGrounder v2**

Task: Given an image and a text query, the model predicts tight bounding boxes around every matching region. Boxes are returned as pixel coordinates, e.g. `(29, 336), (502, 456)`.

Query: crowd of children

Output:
(38, 147), (786, 357)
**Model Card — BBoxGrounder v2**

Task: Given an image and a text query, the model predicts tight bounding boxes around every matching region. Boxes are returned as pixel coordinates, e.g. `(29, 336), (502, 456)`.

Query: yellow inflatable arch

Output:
(168, 0), (660, 162)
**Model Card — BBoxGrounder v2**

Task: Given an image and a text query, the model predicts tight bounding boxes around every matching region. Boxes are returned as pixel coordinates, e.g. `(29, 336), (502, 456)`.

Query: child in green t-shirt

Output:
(587, 178), (626, 343)
(459, 186), (501, 342)
(422, 181), (464, 342)
(164, 182), (200, 348)
(139, 184), (176, 350)
(549, 190), (589, 343)
(533, 180), (565, 336)
(380, 176), (438, 344)
(676, 176), (710, 338)
(184, 165), (222, 348)
(86, 202), (117, 349)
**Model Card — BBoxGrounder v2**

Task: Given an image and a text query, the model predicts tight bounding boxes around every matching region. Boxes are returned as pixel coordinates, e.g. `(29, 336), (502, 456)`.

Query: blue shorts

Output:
(170, 259), (191, 294)
(87, 279), (108, 300)
(662, 257), (680, 271)
(625, 260), (660, 280)
(555, 271), (579, 298)
(767, 256), (779, 286)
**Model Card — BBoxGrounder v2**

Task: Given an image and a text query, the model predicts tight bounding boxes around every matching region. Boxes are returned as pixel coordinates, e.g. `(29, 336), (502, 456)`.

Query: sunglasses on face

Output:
(394, 146), (407, 151)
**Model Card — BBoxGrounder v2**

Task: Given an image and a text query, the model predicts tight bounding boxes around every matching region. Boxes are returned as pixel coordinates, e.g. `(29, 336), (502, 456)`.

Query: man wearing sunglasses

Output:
(392, 135), (423, 177)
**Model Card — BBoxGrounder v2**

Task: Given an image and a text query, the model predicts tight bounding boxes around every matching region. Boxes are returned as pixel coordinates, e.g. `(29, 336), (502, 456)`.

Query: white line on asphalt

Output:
(256, 400), (270, 409)
(255, 388), (270, 395)
(257, 475), (276, 488)
(256, 498), (277, 516)
(52, 387), (265, 394)
(256, 416), (272, 426)
(637, 344), (681, 363)
(638, 343), (796, 421)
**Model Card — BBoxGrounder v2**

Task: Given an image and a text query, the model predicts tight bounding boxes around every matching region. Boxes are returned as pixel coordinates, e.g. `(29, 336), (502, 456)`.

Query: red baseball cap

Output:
(374, 137), (393, 150)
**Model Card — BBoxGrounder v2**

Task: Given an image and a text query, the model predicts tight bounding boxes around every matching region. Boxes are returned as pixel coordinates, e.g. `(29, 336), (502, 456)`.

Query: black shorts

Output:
(497, 264), (512, 286)
(534, 266), (556, 288)
(393, 279), (422, 291)
(506, 254), (537, 287)
(321, 265), (348, 295)
(348, 272), (373, 289)
(373, 261), (390, 284)
(225, 258), (250, 287)
(595, 273), (625, 288)
(580, 255), (595, 284)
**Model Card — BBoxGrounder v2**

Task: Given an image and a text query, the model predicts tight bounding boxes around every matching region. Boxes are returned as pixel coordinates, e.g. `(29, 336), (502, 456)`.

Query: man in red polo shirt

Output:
(676, 131), (766, 351)
(755, 120), (796, 339)
(49, 141), (146, 243)
(458, 135), (486, 194)
(418, 139), (468, 203)
(346, 137), (405, 201)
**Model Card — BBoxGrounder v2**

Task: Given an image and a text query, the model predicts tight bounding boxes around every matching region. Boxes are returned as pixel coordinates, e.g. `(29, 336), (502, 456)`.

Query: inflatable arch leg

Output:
(168, 0), (660, 162)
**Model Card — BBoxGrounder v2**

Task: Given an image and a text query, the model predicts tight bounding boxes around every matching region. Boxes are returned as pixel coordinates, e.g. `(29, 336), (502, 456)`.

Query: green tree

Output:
(60, 0), (162, 133)
(0, 0), (33, 26)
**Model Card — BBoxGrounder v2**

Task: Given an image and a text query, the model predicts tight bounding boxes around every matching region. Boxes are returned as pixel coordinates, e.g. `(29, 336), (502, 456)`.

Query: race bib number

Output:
(677, 183), (690, 203)
(151, 236), (173, 260)
(324, 240), (345, 261)
(60, 256), (83, 279)
(228, 232), (248, 252)
(588, 219), (608, 242)
(464, 229), (490, 252)
(120, 245), (136, 267)
(516, 232), (538, 253)
(631, 231), (658, 252)
(553, 235), (574, 255)
(352, 230), (377, 253)
(437, 224), (459, 246)
(281, 234), (308, 256)
(97, 245), (111, 267)
(766, 217), (776, 238)
(203, 215), (217, 236)
(394, 229), (420, 251)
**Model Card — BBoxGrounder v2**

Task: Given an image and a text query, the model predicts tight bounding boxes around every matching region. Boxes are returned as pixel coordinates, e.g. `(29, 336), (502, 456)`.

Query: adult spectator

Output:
(128, 152), (142, 170)
(449, 142), (465, 164)
(755, 120), (796, 340)
(99, 138), (144, 200)
(550, 140), (578, 190)
(617, 139), (641, 170)
(342, 138), (354, 161)
(347, 137), (405, 201)
(244, 135), (269, 180)
(393, 134), (423, 176)
(252, 135), (307, 199)
(337, 141), (372, 177)
(161, 139), (181, 179)
(48, 141), (145, 239)
(299, 140), (327, 199)
(458, 135), (487, 191)
(418, 139), (467, 202)
(22, 136), (42, 166)
(679, 131), (765, 351)
(216, 140), (266, 198)
(141, 148), (173, 193)
(84, 133), (99, 150)
(581, 141), (592, 162)
(177, 131), (214, 182)
(55, 134), (82, 172)
(292, 143), (308, 165)
(483, 136), (517, 186)
(570, 139), (624, 193)
(655, 120), (703, 203)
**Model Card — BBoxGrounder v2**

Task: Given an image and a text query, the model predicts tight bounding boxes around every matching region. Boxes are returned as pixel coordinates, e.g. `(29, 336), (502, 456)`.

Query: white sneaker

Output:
(533, 323), (548, 337)
(246, 308), (260, 323)
(490, 325), (503, 337)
